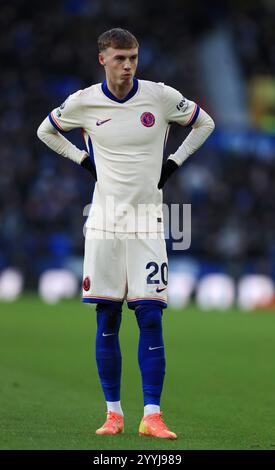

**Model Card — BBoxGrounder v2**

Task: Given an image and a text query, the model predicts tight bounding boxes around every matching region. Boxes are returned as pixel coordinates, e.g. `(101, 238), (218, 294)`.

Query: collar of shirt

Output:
(101, 77), (139, 103)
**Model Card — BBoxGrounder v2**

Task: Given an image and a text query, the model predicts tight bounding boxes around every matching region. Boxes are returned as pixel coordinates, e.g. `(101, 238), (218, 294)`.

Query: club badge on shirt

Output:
(83, 276), (91, 291)
(140, 112), (155, 127)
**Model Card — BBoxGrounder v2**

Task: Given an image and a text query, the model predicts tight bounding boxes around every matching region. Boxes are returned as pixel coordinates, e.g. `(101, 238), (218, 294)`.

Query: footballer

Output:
(37, 28), (214, 439)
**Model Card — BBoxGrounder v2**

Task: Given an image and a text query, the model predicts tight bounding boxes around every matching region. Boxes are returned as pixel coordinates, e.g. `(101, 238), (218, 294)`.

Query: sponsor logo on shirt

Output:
(56, 100), (67, 118)
(176, 97), (188, 112)
(140, 112), (155, 127)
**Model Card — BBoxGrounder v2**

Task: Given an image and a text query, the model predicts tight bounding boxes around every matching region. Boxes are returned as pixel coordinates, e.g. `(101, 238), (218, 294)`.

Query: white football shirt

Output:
(49, 79), (200, 233)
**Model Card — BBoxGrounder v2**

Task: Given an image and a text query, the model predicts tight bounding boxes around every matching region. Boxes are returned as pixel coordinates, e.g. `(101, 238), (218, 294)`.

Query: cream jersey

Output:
(49, 79), (200, 233)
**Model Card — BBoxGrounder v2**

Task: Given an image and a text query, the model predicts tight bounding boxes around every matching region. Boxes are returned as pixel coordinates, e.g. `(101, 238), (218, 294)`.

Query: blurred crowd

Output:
(1, 0), (275, 286)
(232, 1), (275, 133)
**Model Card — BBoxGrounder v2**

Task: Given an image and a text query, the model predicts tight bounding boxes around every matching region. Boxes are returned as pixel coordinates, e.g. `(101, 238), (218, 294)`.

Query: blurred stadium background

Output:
(1, 0), (275, 451)
(1, 0), (275, 309)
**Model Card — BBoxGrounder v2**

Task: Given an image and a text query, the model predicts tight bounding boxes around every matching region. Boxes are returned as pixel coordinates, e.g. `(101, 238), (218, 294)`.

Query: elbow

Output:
(209, 117), (215, 133)
(194, 109), (215, 134)
(206, 117), (215, 136)
(37, 118), (56, 142)
(37, 124), (43, 141)
(37, 121), (48, 142)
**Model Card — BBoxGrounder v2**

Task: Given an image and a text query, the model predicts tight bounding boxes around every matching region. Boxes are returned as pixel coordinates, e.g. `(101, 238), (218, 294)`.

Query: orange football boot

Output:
(95, 411), (124, 435)
(139, 412), (177, 439)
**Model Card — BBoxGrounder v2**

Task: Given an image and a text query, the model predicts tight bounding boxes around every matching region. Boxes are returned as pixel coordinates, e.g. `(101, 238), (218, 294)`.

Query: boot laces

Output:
(147, 412), (168, 430)
(106, 411), (121, 425)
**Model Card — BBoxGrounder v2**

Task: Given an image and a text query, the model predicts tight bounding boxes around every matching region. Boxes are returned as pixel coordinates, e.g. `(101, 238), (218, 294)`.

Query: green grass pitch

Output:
(0, 295), (275, 450)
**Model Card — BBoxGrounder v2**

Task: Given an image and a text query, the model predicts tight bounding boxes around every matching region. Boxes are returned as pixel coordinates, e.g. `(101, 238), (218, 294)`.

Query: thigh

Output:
(82, 229), (127, 304)
(126, 234), (168, 309)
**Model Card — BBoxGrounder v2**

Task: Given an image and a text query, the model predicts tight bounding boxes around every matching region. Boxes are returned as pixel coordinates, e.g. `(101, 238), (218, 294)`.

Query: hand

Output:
(80, 155), (97, 180)
(158, 159), (179, 189)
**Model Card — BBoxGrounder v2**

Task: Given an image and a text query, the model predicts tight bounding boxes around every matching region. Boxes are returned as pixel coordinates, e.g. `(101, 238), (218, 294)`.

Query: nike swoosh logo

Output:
(156, 287), (167, 293)
(149, 346), (164, 351)
(102, 333), (116, 337)
(96, 119), (111, 126)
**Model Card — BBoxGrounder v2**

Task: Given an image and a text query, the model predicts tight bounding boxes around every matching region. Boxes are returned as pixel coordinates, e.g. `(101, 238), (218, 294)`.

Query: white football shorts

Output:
(82, 229), (168, 309)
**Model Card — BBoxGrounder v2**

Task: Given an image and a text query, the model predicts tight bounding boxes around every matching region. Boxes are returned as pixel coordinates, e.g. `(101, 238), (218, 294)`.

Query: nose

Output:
(124, 60), (131, 70)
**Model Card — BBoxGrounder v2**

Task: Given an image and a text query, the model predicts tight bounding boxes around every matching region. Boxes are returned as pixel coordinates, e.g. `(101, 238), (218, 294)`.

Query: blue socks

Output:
(95, 302), (165, 410)
(135, 304), (166, 407)
(96, 302), (122, 402)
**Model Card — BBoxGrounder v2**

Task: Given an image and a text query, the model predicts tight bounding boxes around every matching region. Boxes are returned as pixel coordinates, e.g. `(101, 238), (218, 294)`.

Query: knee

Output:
(135, 304), (163, 330)
(96, 302), (122, 314)
(96, 302), (122, 331)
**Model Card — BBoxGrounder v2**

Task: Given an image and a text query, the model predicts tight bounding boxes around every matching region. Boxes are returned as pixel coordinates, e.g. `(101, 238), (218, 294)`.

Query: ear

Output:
(98, 53), (106, 66)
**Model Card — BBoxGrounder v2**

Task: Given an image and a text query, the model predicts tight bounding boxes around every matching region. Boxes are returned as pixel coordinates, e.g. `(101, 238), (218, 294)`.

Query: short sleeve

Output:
(48, 90), (83, 132)
(163, 85), (200, 127)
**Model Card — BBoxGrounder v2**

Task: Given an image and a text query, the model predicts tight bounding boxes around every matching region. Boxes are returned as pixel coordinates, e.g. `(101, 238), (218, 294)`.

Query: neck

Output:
(106, 77), (134, 100)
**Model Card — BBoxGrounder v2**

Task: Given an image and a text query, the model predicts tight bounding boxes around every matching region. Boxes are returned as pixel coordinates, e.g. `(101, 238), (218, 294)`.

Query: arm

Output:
(158, 85), (215, 189)
(37, 118), (97, 179)
(158, 108), (215, 188)
(37, 91), (97, 179)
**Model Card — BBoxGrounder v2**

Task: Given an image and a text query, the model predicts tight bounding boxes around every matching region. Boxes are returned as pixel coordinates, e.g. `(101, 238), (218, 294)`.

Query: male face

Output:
(99, 47), (138, 85)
